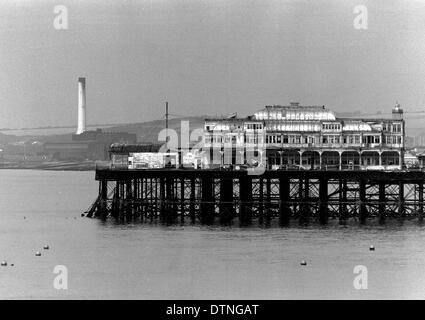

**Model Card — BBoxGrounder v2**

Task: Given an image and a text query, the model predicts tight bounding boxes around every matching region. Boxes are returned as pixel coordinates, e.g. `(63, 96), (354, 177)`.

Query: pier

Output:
(86, 168), (425, 225)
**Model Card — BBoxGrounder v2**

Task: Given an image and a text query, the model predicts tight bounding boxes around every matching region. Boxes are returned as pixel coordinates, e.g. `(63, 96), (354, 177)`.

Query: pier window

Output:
(213, 136), (222, 143)
(361, 152), (380, 166)
(332, 136), (340, 144)
(322, 123), (341, 130)
(342, 151), (360, 168)
(392, 124), (401, 133)
(288, 135), (299, 144)
(382, 151), (400, 165)
(282, 150), (300, 165)
(363, 135), (380, 144)
(382, 123), (388, 131)
(302, 151), (320, 167)
(322, 151), (340, 166)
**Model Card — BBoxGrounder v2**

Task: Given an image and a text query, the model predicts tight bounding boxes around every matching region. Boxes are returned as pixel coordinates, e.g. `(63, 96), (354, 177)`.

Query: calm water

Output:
(1, 169), (425, 299)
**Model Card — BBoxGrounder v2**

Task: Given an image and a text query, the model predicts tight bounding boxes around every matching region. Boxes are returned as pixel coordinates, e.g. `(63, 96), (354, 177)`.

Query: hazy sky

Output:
(1, 0), (425, 129)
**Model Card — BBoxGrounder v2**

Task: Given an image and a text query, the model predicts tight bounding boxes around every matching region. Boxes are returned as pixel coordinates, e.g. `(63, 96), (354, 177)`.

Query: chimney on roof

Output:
(290, 102), (300, 107)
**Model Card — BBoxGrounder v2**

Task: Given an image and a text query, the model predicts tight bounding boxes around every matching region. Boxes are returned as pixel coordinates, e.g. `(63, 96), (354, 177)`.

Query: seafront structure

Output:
(202, 102), (405, 170)
(86, 102), (425, 225)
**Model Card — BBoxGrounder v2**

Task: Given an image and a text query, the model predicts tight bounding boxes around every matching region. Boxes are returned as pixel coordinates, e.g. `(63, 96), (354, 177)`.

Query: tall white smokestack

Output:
(76, 77), (86, 134)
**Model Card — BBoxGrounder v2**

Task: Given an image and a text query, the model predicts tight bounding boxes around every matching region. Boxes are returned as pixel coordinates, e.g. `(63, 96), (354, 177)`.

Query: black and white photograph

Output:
(1, 0), (425, 307)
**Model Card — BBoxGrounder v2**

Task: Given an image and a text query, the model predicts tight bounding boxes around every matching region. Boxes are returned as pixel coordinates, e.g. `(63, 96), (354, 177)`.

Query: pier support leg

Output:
(338, 179), (347, 224)
(159, 178), (166, 219)
(98, 180), (108, 218)
(118, 181), (125, 219)
(319, 178), (328, 224)
(164, 177), (176, 223)
(399, 181), (405, 218)
(419, 182), (423, 221)
(180, 178), (185, 223)
(125, 180), (132, 220)
(279, 177), (290, 226)
(259, 178), (264, 225)
(300, 178), (310, 224)
(220, 177), (234, 225)
(111, 181), (120, 219)
(379, 182), (386, 224)
(359, 179), (367, 224)
(266, 178), (271, 223)
(201, 176), (214, 224)
(239, 175), (252, 226)
(190, 178), (196, 223)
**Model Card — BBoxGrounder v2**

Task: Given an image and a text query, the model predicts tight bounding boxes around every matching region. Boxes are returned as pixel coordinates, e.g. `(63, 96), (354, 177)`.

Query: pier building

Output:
(202, 102), (405, 170)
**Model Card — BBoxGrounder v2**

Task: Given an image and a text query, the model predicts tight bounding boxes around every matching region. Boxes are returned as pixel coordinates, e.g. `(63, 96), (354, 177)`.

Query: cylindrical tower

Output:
(76, 77), (86, 134)
(392, 102), (403, 120)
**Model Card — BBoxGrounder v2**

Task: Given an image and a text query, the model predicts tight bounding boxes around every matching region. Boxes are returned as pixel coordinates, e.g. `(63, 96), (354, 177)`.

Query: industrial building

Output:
(44, 129), (137, 161)
(44, 77), (137, 161)
(202, 102), (405, 170)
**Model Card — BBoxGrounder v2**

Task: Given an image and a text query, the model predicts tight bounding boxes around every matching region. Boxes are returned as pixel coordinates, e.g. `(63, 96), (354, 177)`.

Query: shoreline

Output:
(0, 161), (96, 171)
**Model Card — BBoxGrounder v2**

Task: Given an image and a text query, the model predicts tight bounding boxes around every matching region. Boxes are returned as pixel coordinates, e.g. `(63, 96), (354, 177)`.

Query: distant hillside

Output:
(2, 114), (425, 149)
(105, 116), (207, 143)
(0, 132), (21, 144)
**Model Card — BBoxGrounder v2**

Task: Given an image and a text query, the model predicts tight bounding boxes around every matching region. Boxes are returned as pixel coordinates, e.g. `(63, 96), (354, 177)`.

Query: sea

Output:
(1, 169), (425, 299)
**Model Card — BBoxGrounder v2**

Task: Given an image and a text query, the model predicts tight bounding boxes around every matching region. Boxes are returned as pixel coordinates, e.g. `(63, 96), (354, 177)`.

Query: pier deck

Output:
(87, 168), (425, 224)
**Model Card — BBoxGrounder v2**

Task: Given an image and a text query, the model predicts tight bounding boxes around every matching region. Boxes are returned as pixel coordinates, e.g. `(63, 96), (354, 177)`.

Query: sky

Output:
(1, 0), (425, 130)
